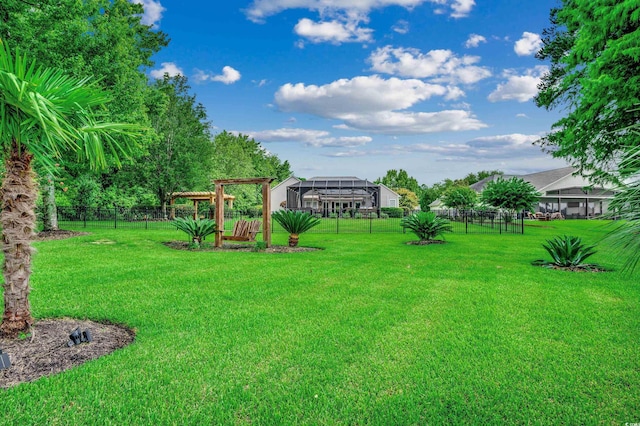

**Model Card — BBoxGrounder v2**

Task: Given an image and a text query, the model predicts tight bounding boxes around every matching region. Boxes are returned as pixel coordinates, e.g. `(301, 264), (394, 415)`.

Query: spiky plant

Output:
(272, 210), (320, 247)
(532, 235), (600, 269)
(401, 211), (453, 242)
(173, 217), (217, 246)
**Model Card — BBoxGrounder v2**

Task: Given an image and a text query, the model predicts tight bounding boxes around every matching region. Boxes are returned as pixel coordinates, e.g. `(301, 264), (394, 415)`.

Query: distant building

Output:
(271, 176), (400, 215)
(468, 166), (616, 218)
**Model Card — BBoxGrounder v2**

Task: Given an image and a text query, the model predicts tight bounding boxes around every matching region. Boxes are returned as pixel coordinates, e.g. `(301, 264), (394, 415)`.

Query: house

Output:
(469, 166), (616, 218)
(271, 176), (400, 215)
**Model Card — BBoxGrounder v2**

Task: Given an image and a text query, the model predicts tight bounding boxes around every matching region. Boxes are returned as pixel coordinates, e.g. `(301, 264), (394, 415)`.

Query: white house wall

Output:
(270, 176), (300, 212)
(379, 185), (400, 208)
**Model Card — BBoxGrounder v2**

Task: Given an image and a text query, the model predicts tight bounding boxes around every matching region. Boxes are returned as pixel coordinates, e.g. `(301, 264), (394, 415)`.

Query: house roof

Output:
(470, 166), (578, 192)
(290, 177), (377, 189)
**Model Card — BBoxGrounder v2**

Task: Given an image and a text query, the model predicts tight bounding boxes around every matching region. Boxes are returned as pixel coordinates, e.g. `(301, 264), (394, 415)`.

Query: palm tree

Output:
(0, 41), (139, 337)
(271, 210), (320, 247)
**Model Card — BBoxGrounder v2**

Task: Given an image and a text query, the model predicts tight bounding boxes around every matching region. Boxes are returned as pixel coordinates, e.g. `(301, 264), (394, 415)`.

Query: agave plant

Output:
(173, 217), (217, 246)
(272, 210), (320, 247)
(401, 212), (453, 242)
(532, 235), (600, 269)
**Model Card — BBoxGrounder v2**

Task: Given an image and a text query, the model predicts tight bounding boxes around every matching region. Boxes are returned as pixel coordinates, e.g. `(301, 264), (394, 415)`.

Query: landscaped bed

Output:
(0, 220), (637, 424)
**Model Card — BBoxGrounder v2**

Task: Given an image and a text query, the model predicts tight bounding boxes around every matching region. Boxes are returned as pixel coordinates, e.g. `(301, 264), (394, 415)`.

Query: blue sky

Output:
(136, 0), (567, 185)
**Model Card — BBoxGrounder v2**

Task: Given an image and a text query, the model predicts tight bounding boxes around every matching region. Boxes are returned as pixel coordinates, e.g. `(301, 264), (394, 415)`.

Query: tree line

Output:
(0, 0), (292, 223)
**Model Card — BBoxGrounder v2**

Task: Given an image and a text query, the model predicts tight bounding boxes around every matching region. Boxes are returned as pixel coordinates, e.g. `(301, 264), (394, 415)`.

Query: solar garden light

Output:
(0, 349), (10, 370)
(67, 328), (93, 347)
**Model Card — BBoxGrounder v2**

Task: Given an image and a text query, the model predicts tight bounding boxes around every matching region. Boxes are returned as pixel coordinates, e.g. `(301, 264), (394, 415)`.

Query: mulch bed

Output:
(163, 241), (321, 253)
(33, 230), (89, 241)
(0, 318), (135, 388)
(406, 240), (446, 245)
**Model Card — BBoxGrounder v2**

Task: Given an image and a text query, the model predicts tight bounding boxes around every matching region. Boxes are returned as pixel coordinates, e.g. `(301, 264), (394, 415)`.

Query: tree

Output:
(396, 188), (419, 211)
(419, 170), (502, 211)
(128, 75), (214, 213)
(441, 186), (477, 210)
(606, 117), (640, 273)
(419, 186), (440, 211)
(535, 0), (640, 184)
(375, 169), (421, 195)
(0, 0), (168, 227)
(212, 132), (292, 210)
(481, 177), (541, 215)
(0, 42), (139, 337)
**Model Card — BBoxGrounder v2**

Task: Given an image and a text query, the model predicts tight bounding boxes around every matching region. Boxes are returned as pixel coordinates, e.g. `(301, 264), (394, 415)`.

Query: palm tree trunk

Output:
(288, 233), (299, 247)
(0, 141), (36, 337)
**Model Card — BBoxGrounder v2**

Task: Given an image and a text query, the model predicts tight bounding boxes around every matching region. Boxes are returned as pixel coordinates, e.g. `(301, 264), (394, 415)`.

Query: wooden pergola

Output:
(214, 178), (274, 248)
(169, 191), (236, 219)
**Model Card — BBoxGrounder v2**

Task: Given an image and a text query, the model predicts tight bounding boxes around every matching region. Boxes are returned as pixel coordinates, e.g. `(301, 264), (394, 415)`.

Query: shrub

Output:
(368, 212), (378, 219)
(481, 177), (540, 214)
(441, 186), (477, 210)
(354, 213), (363, 219)
(380, 213), (389, 219)
(381, 207), (404, 218)
(532, 235), (601, 270)
(173, 217), (217, 246)
(401, 212), (453, 242)
(272, 210), (321, 247)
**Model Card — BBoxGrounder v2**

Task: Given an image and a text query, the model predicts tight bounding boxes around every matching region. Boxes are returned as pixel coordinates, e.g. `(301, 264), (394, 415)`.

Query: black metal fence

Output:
(48, 206), (524, 234)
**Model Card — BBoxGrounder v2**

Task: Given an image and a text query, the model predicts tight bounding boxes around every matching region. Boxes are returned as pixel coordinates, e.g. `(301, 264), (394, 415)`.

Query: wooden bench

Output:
(222, 220), (261, 242)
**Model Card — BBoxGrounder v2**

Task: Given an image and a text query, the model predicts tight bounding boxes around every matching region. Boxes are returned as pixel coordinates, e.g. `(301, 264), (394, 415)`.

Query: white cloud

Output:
(130, 0), (165, 27)
(488, 66), (548, 103)
(339, 110), (487, 134)
(276, 75), (446, 116)
(149, 62), (183, 79)
(465, 33), (486, 48)
(294, 17), (373, 44)
(450, 0), (475, 18)
(244, 1), (474, 23)
(275, 75), (486, 134)
(369, 46), (491, 85)
(392, 20), (410, 34)
(194, 66), (242, 85)
(516, 113), (528, 118)
(242, 128), (373, 148)
(514, 32), (543, 56)
(398, 133), (544, 159)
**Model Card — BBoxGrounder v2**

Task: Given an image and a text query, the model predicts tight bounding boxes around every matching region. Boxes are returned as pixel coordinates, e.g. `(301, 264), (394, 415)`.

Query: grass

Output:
(1, 220), (639, 424)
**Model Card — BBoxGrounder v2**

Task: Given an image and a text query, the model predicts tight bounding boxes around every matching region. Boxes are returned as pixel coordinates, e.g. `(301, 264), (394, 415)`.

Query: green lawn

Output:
(1, 220), (638, 424)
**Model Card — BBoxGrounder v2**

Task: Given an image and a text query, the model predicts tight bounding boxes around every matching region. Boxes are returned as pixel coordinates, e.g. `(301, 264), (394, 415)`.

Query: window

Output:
(389, 199), (397, 207)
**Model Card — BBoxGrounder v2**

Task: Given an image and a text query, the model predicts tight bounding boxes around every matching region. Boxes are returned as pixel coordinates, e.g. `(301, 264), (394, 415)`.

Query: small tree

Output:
(396, 188), (419, 211)
(272, 210), (320, 247)
(173, 217), (217, 247)
(441, 186), (477, 210)
(401, 212), (452, 242)
(481, 177), (540, 215)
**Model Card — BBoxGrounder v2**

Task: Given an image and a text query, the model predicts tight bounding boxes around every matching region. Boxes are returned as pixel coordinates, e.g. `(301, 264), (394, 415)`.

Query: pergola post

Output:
(215, 183), (225, 247)
(262, 182), (272, 248)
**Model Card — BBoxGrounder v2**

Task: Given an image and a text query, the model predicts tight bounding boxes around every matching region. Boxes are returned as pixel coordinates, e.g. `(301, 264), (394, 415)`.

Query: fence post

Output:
(83, 207), (87, 228)
(114, 206), (117, 229)
(521, 210), (525, 234)
(369, 213), (372, 234)
(336, 210), (339, 234)
(465, 211), (469, 234)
